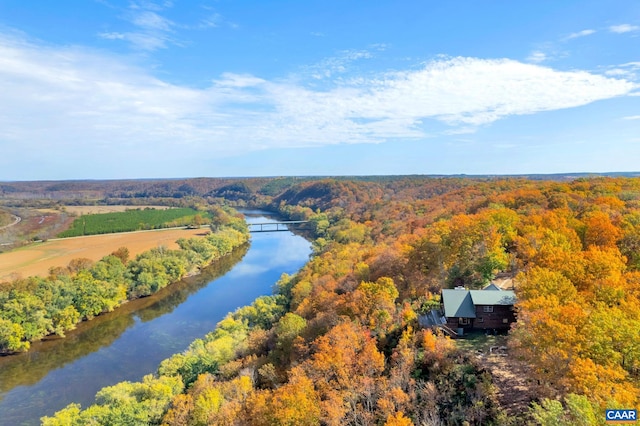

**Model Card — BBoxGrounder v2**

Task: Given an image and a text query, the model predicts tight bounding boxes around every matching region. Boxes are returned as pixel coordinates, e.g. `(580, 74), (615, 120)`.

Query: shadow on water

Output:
(0, 245), (248, 396)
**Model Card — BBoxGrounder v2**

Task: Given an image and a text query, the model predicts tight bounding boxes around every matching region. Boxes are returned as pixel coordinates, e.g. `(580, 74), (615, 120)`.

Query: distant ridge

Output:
(2, 171), (640, 186)
(1, 172), (639, 202)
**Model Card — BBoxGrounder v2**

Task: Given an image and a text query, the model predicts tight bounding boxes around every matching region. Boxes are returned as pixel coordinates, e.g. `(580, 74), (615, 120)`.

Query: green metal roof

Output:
(441, 286), (516, 318)
(482, 283), (501, 291)
(470, 290), (516, 306)
(441, 289), (476, 318)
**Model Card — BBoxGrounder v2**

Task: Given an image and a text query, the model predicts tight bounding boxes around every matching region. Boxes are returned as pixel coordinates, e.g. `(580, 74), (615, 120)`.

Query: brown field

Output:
(0, 227), (208, 281)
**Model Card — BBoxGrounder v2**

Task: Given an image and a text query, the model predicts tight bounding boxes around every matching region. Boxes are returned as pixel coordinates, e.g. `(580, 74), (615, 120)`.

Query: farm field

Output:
(58, 207), (210, 237)
(0, 206), (173, 248)
(0, 227), (207, 281)
(56, 205), (172, 215)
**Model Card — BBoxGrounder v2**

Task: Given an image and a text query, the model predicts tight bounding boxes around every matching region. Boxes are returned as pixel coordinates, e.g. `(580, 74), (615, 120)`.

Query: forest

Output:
(2, 175), (639, 424)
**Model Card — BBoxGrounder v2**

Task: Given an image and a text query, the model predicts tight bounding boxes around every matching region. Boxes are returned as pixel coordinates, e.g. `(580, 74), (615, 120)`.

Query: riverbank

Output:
(0, 212), (312, 424)
(0, 221), (249, 354)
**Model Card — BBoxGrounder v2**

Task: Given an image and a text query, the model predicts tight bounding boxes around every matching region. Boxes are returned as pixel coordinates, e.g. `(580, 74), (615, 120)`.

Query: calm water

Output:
(0, 213), (311, 425)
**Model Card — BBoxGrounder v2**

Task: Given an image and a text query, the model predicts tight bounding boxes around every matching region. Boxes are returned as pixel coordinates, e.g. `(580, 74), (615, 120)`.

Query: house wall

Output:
(445, 317), (474, 330)
(473, 305), (515, 329)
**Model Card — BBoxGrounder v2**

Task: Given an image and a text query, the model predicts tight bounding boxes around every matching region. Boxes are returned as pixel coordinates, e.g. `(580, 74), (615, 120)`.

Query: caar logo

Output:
(606, 409), (637, 424)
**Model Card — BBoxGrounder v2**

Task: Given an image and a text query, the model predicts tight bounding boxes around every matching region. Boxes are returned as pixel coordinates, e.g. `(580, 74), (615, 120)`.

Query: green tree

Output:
(275, 313), (307, 362)
(352, 277), (399, 332)
(0, 318), (29, 352)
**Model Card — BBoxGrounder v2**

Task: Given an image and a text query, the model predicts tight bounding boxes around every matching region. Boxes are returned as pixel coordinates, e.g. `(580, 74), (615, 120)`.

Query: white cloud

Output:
(98, 1), (235, 50)
(131, 10), (173, 32)
(97, 1), (177, 51)
(99, 32), (126, 41)
(605, 62), (640, 81)
(370, 43), (389, 51)
(99, 30), (170, 50)
(606, 68), (632, 77)
(0, 34), (636, 175)
(302, 49), (374, 80)
(129, 0), (170, 12)
(527, 51), (547, 63)
(609, 24), (639, 33)
(566, 29), (596, 39)
(346, 58), (635, 126)
(622, 115), (640, 120)
(198, 14), (222, 29)
(215, 73), (266, 88)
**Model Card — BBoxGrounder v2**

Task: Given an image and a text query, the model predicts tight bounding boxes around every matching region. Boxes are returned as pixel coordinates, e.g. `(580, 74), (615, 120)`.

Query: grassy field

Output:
(454, 330), (507, 352)
(0, 227), (208, 281)
(0, 210), (14, 227)
(58, 208), (210, 237)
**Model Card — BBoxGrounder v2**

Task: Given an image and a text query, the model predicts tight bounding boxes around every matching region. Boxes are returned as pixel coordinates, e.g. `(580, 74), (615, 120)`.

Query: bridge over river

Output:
(248, 220), (310, 232)
(0, 211), (312, 425)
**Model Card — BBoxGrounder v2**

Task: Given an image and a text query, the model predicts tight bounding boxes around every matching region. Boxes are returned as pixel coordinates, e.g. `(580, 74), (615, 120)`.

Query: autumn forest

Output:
(1, 175), (639, 425)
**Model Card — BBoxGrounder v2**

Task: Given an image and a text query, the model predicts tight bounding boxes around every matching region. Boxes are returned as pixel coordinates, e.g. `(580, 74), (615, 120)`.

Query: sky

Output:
(0, 0), (639, 180)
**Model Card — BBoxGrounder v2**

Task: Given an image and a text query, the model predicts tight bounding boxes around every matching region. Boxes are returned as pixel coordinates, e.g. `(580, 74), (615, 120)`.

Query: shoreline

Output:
(0, 226), (250, 355)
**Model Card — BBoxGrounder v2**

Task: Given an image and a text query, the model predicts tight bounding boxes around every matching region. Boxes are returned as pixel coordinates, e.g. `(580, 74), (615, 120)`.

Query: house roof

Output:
(441, 289), (476, 318)
(441, 285), (516, 318)
(482, 283), (501, 291)
(470, 290), (516, 306)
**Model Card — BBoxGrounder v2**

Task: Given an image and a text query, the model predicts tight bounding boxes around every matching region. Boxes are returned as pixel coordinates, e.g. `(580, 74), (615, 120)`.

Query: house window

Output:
(459, 318), (470, 325)
(477, 317), (484, 323)
(483, 306), (494, 313)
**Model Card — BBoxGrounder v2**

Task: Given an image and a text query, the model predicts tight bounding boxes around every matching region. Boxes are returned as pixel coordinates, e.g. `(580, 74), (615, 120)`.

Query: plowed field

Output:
(0, 227), (208, 281)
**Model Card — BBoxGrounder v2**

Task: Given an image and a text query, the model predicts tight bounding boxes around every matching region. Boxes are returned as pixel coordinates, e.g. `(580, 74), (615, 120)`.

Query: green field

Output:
(57, 208), (210, 237)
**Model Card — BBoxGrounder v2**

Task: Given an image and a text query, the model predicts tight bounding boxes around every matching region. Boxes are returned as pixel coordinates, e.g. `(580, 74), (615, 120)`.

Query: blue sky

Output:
(0, 0), (639, 180)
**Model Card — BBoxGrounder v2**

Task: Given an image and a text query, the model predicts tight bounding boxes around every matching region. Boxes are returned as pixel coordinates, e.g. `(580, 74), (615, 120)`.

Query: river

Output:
(0, 212), (311, 425)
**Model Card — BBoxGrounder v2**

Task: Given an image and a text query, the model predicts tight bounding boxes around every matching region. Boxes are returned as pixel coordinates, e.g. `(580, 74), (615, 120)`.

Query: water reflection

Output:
(0, 213), (311, 425)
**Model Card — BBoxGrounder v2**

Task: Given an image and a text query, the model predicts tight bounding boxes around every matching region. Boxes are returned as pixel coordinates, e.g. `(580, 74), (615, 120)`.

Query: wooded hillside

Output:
(34, 176), (640, 424)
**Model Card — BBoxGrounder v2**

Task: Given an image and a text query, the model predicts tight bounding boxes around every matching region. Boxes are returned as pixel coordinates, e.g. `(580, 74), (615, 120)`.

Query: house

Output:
(440, 284), (516, 333)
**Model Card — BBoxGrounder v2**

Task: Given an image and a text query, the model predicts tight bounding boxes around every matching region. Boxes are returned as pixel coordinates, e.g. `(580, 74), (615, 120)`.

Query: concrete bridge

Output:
(248, 220), (310, 233)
